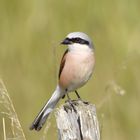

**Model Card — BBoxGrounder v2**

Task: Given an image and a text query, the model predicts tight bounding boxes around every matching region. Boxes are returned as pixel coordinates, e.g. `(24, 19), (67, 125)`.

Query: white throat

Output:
(68, 43), (93, 52)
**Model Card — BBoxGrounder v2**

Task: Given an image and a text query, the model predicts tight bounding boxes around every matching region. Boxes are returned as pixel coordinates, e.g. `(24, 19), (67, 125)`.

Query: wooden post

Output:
(55, 100), (100, 140)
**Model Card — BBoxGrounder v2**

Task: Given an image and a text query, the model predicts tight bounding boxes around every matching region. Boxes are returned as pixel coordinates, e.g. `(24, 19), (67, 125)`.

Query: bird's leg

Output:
(66, 93), (71, 101)
(62, 94), (65, 99)
(75, 90), (81, 99)
(75, 90), (89, 104)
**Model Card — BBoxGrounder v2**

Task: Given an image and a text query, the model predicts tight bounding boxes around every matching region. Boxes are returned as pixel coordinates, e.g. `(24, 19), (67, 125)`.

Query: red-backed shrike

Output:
(30, 32), (95, 131)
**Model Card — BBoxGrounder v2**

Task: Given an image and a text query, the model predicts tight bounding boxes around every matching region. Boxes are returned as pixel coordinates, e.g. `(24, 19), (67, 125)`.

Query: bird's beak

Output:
(60, 38), (71, 45)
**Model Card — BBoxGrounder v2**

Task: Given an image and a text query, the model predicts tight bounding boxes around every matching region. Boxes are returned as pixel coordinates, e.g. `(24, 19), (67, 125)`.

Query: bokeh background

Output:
(0, 0), (140, 139)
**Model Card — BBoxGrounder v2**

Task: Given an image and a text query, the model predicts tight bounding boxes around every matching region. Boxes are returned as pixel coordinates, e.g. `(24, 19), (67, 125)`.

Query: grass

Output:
(2, 118), (6, 140)
(0, 79), (26, 140)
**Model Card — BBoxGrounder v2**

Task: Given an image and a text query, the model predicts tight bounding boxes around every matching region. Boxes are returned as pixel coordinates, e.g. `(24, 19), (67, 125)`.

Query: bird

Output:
(30, 32), (95, 131)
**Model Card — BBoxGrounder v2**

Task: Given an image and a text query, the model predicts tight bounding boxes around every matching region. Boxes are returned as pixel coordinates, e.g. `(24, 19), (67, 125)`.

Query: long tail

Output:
(30, 86), (64, 131)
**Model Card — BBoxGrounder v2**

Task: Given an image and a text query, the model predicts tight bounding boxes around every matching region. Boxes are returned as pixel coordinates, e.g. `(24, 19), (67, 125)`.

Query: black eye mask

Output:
(61, 37), (89, 45)
(70, 37), (89, 45)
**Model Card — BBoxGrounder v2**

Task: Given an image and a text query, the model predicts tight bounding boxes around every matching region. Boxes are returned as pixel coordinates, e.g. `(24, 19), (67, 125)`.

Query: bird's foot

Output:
(64, 99), (77, 113)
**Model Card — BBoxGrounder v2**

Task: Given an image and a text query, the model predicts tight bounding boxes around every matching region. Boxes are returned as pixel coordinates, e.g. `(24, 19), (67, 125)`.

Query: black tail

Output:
(30, 106), (50, 131)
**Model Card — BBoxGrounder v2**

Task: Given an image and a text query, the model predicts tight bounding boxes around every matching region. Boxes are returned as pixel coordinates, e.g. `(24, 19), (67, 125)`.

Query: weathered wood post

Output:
(55, 100), (100, 140)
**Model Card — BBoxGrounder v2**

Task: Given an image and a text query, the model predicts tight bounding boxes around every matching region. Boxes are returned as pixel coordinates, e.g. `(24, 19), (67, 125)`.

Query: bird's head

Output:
(61, 32), (94, 51)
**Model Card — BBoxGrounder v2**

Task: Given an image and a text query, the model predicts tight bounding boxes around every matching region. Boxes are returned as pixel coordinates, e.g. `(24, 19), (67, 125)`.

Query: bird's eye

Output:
(72, 38), (81, 43)
(76, 38), (80, 42)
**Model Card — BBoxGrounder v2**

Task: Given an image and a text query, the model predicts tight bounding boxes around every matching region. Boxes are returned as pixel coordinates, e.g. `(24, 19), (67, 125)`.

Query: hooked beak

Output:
(60, 38), (72, 45)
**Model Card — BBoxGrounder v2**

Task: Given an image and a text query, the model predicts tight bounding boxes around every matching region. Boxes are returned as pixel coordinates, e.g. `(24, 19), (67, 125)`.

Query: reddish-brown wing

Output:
(58, 49), (68, 78)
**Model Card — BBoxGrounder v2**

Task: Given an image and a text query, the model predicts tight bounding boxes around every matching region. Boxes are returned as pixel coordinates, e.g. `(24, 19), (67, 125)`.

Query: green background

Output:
(0, 0), (140, 139)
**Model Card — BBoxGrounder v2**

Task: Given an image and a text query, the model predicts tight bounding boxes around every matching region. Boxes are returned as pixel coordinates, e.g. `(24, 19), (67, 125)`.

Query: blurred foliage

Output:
(0, 0), (140, 139)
